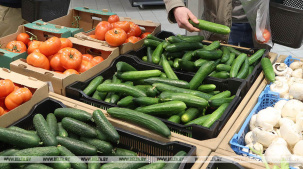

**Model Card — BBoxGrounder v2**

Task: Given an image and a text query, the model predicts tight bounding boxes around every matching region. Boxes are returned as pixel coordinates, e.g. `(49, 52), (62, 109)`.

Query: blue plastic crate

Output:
(284, 55), (301, 66)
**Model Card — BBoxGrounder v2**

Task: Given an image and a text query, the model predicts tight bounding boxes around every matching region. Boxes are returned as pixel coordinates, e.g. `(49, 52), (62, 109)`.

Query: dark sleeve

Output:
(164, 0), (186, 23)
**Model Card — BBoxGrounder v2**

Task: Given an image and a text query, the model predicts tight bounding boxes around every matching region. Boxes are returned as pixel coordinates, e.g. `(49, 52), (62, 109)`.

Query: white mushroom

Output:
(250, 114), (257, 131)
(293, 140), (303, 156)
(281, 93), (290, 99)
(289, 155), (303, 168)
(292, 69), (303, 78)
(296, 112), (303, 132)
(252, 127), (279, 147)
(280, 122), (302, 147)
(245, 142), (264, 154)
(274, 100), (288, 111)
(273, 63), (289, 76)
(281, 99), (303, 122)
(264, 141), (292, 165)
(289, 82), (303, 101)
(290, 62), (303, 70)
(245, 131), (253, 145)
(255, 107), (281, 131)
(272, 137), (288, 147)
(288, 77), (303, 86)
(270, 81), (289, 98)
(275, 76), (289, 83)
(279, 118), (295, 127)
(286, 67), (293, 78)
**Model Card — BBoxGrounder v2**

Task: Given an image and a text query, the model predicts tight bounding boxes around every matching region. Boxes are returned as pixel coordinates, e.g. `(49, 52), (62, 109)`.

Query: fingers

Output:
(174, 7), (201, 32)
(188, 12), (199, 24)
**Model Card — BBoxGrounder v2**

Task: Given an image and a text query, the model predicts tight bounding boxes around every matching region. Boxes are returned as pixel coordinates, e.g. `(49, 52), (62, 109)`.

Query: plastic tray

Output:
(126, 31), (267, 96)
(284, 55), (301, 66)
(21, 0), (70, 22)
(66, 54), (245, 140)
(206, 156), (245, 169)
(0, 97), (196, 169)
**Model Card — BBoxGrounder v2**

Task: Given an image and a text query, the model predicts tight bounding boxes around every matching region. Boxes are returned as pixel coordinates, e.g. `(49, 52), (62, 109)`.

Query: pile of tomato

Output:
(5, 34), (106, 75)
(90, 15), (151, 47)
(0, 79), (33, 116)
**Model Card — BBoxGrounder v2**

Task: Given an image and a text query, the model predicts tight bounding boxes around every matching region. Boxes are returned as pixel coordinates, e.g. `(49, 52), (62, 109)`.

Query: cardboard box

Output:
(10, 37), (119, 96)
(48, 92), (211, 169)
(0, 68), (49, 127)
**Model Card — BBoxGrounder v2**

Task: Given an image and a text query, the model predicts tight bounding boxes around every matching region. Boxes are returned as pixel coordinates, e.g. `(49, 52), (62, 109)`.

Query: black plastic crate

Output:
(66, 55), (245, 140)
(0, 97), (196, 169)
(127, 31), (267, 95)
(206, 156), (245, 169)
(21, 0), (70, 23)
(269, 1), (303, 48)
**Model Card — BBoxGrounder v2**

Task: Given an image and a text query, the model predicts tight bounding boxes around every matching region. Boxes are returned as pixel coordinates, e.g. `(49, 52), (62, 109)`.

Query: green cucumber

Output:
(227, 47), (242, 56)
(117, 96), (134, 107)
(209, 90), (231, 100)
(248, 66), (254, 75)
(165, 42), (203, 52)
(181, 108), (200, 123)
(33, 114), (57, 146)
(88, 156), (101, 169)
(143, 39), (161, 48)
(164, 51), (183, 58)
(116, 62), (137, 72)
(135, 101), (187, 116)
(143, 77), (190, 89)
(133, 97), (159, 106)
(236, 57), (249, 79)
(24, 164), (53, 169)
(135, 85), (159, 97)
(49, 158), (71, 169)
(110, 94), (120, 104)
(167, 115), (181, 124)
(0, 149), (19, 156)
(189, 61), (215, 90)
(56, 136), (97, 156)
(147, 47), (153, 63)
(54, 108), (92, 122)
(185, 114), (211, 125)
(61, 117), (97, 138)
(248, 49), (266, 65)
(68, 132), (79, 140)
(203, 41), (221, 50)
(80, 137), (113, 154)
(13, 146), (60, 156)
(194, 50), (223, 60)
(230, 53), (247, 77)
(160, 73), (167, 78)
(58, 122), (68, 137)
(209, 71), (217, 77)
(92, 79), (112, 101)
(161, 55), (178, 80)
(142, 56), (148, 62)
(97, 83), (146, 97)
(159, 92), (208, 108)
(8, 126), (36, 136)
(202, 103), (229, 128)
(107, 107), (171, 138)
(207, 90), (220, 95)
(194, 59), (208, 67)
(162, 41), (170, 49)
(139, 160), (166, 169)
(112, 148), (137, 156)
(181, 51), (195, 61)
(96, 129), (108, 142)
(147, 34), (164, 42)
(197, 84), (216, 93)
(104, 93), (112, 103)
(57, 145), (87, 169)
(93, 109), (120, 144)
(178, 35), (204, 42)
(209, 96), (235, 107)
(225, 52), (235, 66)
(179, 60), (196, 72)
(173, 58), (181, 69)
(46, 113), (58, 137)
(100, 161), (147, 169)
(261, 57), (275, 82)
(221, 47), (230, 63)
(163, 151), (187, 169)
(83, 76), (104, 96)
(216, 64), (231, 72)
(166, 36), (185, 43)
(210, 71), (230, 79)
(152, 42), (164, 64)
(189, 19), (231, 34)
(117, 70), (162, 80)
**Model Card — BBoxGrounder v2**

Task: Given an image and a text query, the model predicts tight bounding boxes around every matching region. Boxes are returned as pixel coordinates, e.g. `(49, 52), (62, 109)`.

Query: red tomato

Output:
(140, 32), (151, 39)
(60, 48), (82, 70)
(49, 53), (65, 71)
(39, 37), (61, 56)
(77, 60), (94, 73)
(27, 52), (50, 70)
(105, 28), (127, 47)
(125, 36), (141, 44)
(95, 21), (112, 41)
(16, 33), (30, 46)
(5, 88), (32, 110)
(108, 15), (120, 23)
(0, 107), (5, 116)
(63, 69), (79, 75)
(60, 38), (73, 49)
(27, 41), (41, 54)
(0, 79), (15, 98)
(6, 41), (26, 53)
(256, 29), (271, 44)
(82, 54), (94, 62)
(112, 21), (130, 33)
(0, 98), (5, 108)
(129, 22), (141, 37)
(91, 56), (104, 66)
(127, 27), (136, 38)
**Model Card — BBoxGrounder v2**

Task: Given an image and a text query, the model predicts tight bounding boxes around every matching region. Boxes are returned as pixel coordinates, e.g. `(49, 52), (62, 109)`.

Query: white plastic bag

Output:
(240, 0), (273, 47)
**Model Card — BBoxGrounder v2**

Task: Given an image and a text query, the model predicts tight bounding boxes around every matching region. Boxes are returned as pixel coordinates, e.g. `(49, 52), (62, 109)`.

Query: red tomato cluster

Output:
(93, 15), (152, 47)
(7, 34), (106, 75)
(0, 79), (33, 116)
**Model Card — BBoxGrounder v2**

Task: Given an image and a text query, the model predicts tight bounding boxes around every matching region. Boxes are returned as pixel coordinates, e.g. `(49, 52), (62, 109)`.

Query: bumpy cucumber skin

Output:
(61, 117), (97, 138)
(56, 136), (97, 156)
(57, 146), (87, 169)
(54, 108), (92, 122)
(33, 114), (57, 146)
(189, 19), (231, 34)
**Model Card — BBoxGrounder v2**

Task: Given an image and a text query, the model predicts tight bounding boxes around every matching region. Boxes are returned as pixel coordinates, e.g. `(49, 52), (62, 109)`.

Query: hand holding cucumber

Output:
(173, 6), (200, 32)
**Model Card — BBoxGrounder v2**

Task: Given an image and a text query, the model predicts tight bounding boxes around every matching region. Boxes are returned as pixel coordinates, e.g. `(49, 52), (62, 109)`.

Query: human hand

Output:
(173, 6), (200, 32)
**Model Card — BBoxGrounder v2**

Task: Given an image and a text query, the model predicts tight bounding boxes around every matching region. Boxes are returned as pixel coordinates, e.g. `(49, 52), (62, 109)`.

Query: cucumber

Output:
(167, 115), (181, 124)
(143, 77), (190, 89)
(181, 50), (195, 61)
(209, 90), (231, 100)
(179, 60), (196, 72)
(61, 117), (97, 138)
(189, 19), (230, 34)
(261, 57), (275, 82)
(58, 122), (68, 137)
(209, 96), (235, 107)
(147, 47), (153, 63)
(13, 146), (60, 156)
(116, 62), (137, 72)
(83, 76), (104, 96)
(88, 156), (101, 169)
(117, 96), (134, 107)
(207, 90), (220, 95)
(236, 57), (249, 79)
(209, 71), (217, 77)
(80, 137), (113, 154)
(143, 39), (161, 48)
(96, 129), (108, 141)
(153, 83), (212, 100)
(210, 71), (230, 79)
(24, 164), (53, 169)
(221, 47), (230, 63)
(0, 149), (19, 156)
(46, 113), (58, 137)
(54, 108), (92, 122)
(230, 53), (247, 77)
(162, 41), (170, 49)
(110, 94), (120, 104)
(248, 66), (254, 75)
(97, 83), (146, 97)
(93, 109), (120, 144)
(92, 79), (112, 101)
(57, 145), (87, 169)
(164, 51), (183, 58)
(185, 114), (211, 125)
(49, 158), (71, 169)
(248, 49), (266, 65)
(142, 56), (148, 62)
(56, 136), (97, 156)
(225, 52), (235, 66)
(216, 64), (231, 72)
(178, 35), (204, 42)
(189, 61), (215, 90)
(181, 108), (200, 123)
(8, 126), (36, 136)
(147, 34), (164, 42)
(194, 50), (223, 60)
(152, 42), (164, 64)
(33, 114), (57, 146)
(203, 41), (221, 50)
(173, 58), (181, 69)
(227, 47), (242, 56)
(166, 36), (185, 43)
(159, 92), (208, 108)
(135, 101), (187, 116)
(139, 160), (166, 169)
(163, 150), (187, 169)
(165, 42), (203, 52)
(100, 161), (147, 169)
(197, 84), (216, 93)
(117, 70), (162, 80)
(104, 93), (112, 103)
(133, 97), (159, 106)
(160, 73), (167, 78)
(124, 81), (134, 86)
(68, 132), (79, 140)
(202, 103), (229, 128)
(135, 85), (159, 97)
(194, 59), (208, 67)
(161, 55), (178, 80)
(112, 148), (137, 156)
(107, 107), (171, 138)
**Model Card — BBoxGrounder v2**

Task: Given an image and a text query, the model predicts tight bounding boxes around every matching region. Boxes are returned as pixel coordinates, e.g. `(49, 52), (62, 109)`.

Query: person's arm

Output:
(164, 0), (200, 32)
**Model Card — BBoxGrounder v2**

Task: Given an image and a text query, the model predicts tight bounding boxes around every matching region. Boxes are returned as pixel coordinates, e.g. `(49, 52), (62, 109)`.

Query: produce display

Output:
(0, 79), (32, 116)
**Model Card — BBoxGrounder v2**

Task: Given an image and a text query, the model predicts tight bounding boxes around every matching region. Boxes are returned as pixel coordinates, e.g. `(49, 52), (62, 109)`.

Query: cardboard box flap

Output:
(68, 37), (117, 51)
(120, 17), (160, 27)
(24, 22), (71, 37)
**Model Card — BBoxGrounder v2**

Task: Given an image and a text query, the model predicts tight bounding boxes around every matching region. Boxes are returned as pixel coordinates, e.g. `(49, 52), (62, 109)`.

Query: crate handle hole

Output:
(2, 68), (10, 73)
(102, 9), (109, 12)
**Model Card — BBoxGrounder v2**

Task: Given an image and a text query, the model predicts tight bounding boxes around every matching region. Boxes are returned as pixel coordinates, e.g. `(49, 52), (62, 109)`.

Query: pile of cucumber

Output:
(0, 108), (186, 169)
(142, 34), (266, 80)
(83, 60), (236, 133)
